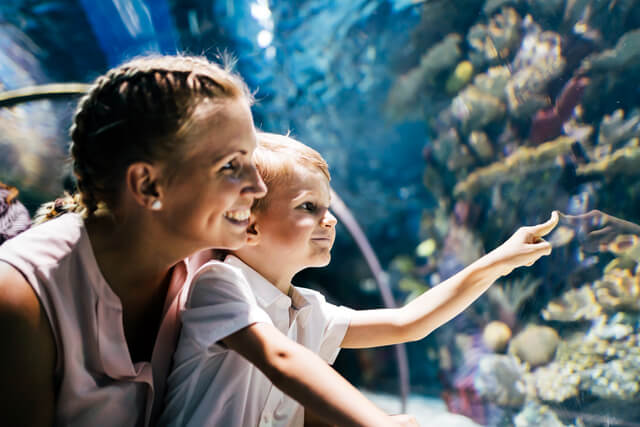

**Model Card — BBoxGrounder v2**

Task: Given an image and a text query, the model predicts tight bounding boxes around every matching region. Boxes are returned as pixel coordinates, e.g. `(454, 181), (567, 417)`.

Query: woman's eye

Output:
(220, 159), (238, 172)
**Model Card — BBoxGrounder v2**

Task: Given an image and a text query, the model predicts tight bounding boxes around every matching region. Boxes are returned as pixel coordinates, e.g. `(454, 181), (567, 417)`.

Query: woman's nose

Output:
(245, 165), (267, 198)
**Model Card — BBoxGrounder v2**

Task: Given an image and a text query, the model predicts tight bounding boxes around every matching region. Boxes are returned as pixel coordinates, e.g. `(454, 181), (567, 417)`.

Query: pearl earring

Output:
(151, 200), (163, 211)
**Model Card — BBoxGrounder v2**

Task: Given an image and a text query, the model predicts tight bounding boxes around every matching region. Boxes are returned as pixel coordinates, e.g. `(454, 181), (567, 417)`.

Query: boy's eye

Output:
(300, 202), (316, 212)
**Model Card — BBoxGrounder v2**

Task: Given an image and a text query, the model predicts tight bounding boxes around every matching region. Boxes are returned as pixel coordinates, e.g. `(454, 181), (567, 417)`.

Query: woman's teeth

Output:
(224, 209), (250, 221)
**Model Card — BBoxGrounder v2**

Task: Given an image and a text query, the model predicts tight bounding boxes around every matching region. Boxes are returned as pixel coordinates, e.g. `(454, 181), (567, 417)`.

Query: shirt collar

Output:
(224, 255), (312, 320)
(225, 255), (287, 308)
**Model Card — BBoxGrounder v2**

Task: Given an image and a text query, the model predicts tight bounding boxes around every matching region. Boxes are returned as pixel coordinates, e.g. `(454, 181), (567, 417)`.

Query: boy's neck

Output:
(231, 251), (296, 295)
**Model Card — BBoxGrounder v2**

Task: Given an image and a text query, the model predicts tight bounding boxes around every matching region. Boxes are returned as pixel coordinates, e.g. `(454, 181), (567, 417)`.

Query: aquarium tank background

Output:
(2, 0), (640, 425)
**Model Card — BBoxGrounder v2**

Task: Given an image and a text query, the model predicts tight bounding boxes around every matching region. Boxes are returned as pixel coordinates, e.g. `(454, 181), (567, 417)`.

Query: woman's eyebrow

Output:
(209, 149), (248, 164)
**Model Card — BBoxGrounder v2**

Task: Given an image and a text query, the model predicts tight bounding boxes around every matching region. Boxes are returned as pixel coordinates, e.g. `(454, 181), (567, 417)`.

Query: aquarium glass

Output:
(2, 1), (640, 425)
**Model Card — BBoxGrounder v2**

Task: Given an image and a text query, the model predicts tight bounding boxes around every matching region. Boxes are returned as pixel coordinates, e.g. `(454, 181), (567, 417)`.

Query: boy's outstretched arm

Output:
(341, 211), (558, 349)
(223, 322), (418, 427)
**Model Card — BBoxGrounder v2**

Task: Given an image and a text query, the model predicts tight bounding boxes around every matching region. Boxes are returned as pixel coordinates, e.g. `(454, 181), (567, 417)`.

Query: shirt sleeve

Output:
(179, 261), (273, 350)
(310, 291), (354, 364)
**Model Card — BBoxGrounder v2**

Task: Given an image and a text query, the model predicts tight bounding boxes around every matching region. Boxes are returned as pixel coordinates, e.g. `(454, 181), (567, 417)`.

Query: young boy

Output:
(159, 133), (558, 427)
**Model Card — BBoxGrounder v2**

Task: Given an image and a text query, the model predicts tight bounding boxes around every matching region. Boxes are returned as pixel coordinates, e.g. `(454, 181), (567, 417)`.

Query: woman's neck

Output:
(84, 215), (183, 303)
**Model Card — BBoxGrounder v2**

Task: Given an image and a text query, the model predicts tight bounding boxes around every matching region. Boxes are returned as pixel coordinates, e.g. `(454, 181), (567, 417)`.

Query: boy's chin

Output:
(305, 255), (331, 269)
(315, 254), (332, 267)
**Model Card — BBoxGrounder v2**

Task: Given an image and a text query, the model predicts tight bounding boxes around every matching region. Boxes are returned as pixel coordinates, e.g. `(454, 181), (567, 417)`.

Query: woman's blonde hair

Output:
(40, 54), (251, 221)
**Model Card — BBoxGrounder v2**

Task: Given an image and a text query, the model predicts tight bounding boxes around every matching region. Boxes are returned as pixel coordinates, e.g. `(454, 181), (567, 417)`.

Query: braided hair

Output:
(65, 54), (251, 217)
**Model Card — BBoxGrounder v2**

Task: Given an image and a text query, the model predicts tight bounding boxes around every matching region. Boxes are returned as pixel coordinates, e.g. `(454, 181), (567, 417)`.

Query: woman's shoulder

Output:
(0, 213), (85, 265)
(0, 261), (57, 425)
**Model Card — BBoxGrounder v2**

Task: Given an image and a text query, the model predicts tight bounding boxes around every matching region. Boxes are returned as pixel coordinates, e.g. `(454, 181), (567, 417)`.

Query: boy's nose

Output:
(322, 210), (338, 227)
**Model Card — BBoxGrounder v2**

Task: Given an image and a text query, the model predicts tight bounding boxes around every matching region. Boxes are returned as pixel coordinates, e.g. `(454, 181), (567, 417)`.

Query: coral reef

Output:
(541, 285), (602, 322)
(528, 77), (589, 145)
(487, 275), (543, 328)
(513, 400), (568, 427)
(454, 136), (575, 197)
(581, 29), (640, 73)
(467, 7), (522, 69)
(452, 85), (506, 135)
(385, 1), (640, 423)
(592, 268), (640, 311)
(596, 108), (640, 150)
(474, 354), (526, 406)
(506, 17), (566, 119)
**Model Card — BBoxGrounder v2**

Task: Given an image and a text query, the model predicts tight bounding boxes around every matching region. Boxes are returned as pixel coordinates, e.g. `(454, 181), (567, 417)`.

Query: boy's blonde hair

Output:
(253, 132), (330, 212)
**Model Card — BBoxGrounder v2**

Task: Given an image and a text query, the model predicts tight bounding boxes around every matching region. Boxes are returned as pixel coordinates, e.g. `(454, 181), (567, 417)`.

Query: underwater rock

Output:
(482, 321), (512, 353)
(451, 85), (506, 135)
(454, 136), (575, 197)
(474, 354), (526, 406)
(445, 60), (474, 94)
(509, 325), (560, 368)
(596, 108), (640, 150)
(513, 400), (567, 427)
(592, 268), (640, 311)
(581, 28), (640, 73)
(541, 285), (602, 322)
(467, 7), (522, 68)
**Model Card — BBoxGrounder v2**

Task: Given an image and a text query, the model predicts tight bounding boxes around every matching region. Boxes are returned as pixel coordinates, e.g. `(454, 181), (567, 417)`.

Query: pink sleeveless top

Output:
(0, 213), (204, 427)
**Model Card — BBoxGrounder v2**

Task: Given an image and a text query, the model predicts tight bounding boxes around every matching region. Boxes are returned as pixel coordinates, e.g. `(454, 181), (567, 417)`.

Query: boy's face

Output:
(253, 165), (337, 272)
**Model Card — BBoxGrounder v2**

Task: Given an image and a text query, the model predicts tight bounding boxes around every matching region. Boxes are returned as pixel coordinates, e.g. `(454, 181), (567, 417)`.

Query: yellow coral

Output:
(455, 136), (575, 197)
(445, 60), (474, 94)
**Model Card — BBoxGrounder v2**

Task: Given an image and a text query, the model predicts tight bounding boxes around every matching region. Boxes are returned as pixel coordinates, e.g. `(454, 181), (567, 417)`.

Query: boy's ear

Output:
(245, 220), (261, 246)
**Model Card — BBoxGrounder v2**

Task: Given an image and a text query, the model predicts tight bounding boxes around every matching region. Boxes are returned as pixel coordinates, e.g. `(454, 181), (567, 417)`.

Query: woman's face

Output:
(158, 98), (267, 251)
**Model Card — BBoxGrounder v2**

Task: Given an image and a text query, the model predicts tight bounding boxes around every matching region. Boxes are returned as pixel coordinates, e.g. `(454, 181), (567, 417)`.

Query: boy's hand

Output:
(488, 211), (559, 277)
(390, 414), (420, 426)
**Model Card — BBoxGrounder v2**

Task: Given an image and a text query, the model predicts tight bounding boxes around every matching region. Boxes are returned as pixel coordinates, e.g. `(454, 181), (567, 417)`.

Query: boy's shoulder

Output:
(192, 258), (245, 284)
(183, 259), (254, 309)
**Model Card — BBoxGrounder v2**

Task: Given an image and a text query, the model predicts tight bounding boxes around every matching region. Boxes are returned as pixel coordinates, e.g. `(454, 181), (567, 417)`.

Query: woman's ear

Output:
(245, 220), (261, 246)
(126, 162), (164, 210)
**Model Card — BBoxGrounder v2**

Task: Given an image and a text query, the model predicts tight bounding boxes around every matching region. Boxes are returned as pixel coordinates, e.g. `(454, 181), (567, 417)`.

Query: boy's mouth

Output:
(224, 209), (251, 224)
(311, 235), (334, 247)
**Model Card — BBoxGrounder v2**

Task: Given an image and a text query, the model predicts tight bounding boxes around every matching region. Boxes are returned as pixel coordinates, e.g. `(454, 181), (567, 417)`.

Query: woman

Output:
(0, 55), (267, 427)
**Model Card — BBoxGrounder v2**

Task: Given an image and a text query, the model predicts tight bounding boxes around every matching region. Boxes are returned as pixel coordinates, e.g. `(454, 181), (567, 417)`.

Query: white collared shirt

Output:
(160, 255), (353, 427)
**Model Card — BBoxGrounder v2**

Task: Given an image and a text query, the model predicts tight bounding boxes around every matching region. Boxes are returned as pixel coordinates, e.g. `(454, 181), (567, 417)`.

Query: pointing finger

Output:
(532, 211), (559, 237)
